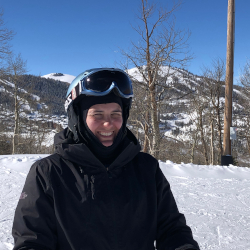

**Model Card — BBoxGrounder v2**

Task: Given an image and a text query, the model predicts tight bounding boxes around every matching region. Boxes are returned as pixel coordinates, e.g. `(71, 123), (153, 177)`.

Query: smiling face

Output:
(86, 103), (123, 147)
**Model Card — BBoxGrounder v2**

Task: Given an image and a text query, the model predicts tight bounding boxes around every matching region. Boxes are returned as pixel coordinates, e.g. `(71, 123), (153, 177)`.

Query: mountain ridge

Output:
(42, 73), (75, 84)
(0, 67), (249, 166)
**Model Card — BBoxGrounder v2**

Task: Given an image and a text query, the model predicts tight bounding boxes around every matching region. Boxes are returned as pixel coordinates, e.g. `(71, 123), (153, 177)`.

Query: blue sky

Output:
(1, 0), (250, 82)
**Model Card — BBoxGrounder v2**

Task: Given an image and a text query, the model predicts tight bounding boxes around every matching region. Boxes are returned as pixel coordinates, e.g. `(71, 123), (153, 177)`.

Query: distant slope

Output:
(0, 74), (69, 130)
(42, 73), (75, 84)
(0, 68), (248, 162)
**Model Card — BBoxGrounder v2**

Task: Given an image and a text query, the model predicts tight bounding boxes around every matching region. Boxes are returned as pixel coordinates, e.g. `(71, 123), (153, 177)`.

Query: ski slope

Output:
(0, 154), (249, 250)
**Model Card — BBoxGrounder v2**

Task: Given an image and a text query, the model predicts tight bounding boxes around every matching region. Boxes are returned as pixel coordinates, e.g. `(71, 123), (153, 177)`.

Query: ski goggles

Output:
(65, 68), (133, 111)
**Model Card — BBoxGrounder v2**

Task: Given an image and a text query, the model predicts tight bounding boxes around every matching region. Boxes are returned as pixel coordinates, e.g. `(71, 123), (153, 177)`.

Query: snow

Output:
(127, 66), (177, 83)
(0, 154), (250, 250)
(42, 73), (75, 84)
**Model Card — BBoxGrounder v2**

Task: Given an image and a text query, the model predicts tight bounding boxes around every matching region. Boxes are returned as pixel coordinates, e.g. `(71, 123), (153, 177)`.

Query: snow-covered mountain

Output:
(42, 73), (75, 84)
(0, 67), (249, 165)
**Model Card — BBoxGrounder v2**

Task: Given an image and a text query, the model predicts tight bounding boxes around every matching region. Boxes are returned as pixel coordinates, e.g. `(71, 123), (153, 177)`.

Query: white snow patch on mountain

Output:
(42, 73), (75, 84)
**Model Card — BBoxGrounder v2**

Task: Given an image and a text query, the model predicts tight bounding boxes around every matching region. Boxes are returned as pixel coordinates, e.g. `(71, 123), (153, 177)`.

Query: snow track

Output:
(168, 176), (250, 249)
(0, 166), (25, 250)
(0, 155), (47, 250)
(0, 155), (250, 249)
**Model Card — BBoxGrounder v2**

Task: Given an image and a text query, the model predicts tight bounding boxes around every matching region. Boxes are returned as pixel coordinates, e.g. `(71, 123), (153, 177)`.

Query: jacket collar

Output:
(54, 128), (141, 172)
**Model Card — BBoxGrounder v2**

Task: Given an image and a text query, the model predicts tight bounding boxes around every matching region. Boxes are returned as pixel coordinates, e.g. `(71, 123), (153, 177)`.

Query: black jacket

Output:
(12, 128), (199, 250)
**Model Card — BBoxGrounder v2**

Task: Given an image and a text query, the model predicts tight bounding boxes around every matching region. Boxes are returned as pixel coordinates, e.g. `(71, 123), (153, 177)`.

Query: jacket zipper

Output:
(79, 166), (83, 173)
(90, 175), (95, 200)
(78, 166), (95, 200)
(106, 167), (114, 179)
(106, 168), (119, 249)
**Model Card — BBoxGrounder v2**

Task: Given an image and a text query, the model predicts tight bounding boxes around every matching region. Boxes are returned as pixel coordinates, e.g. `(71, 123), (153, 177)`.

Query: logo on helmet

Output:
(65, 93), (72, 111)
(64, 82), (82, 111)
(72, 87), (77, 100)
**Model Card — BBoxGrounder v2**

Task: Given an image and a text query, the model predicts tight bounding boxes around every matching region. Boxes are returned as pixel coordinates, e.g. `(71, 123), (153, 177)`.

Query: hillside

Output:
(0, 67), (249, 166)
(0, 74), (70, 154)
(127, 66), (248, 165)
(0, 74), (69, 116)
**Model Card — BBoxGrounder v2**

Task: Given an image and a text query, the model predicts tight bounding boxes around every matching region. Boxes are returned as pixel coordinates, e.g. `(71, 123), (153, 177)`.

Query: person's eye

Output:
(94, 114), (103, 119)
(112, 113), (122, 118)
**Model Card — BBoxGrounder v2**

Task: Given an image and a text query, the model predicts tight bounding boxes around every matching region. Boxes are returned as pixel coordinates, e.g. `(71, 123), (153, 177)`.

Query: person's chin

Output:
(101, 140), (113, 147)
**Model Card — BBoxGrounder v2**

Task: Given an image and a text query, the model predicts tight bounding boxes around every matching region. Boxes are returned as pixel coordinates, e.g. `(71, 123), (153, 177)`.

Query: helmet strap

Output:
(67, 104), (85, 143)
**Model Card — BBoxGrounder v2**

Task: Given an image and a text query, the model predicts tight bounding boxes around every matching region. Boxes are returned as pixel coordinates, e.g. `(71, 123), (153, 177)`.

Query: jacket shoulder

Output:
(136, 151), (158, 164)
(31, 153), (60, 168)
(25, 154), (63, 193)
(28, 154), (62, 178)
(133, 152), (159, 173)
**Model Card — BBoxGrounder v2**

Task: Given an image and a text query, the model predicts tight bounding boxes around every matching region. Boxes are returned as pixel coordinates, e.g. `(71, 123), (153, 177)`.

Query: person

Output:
(12, 68), (200, 250)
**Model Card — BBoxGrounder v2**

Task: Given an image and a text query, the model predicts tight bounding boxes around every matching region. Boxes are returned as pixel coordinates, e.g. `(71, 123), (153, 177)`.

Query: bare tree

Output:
(238, 60), (250, 157)
(5, 53), (31, 154)
(21, 117), (56, 154)
(122, 0), (192, 158)
(187, 78), (210, 165)
(128, 76), (152, 151)
(202, 58), (225, 164)
(186, 59), (226, 165)
(240, 60), (250, 87)
(0, 9), (14, 66)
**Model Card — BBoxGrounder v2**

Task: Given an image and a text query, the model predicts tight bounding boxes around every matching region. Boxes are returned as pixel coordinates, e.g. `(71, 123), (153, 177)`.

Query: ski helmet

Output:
(65, 68), (133, 142)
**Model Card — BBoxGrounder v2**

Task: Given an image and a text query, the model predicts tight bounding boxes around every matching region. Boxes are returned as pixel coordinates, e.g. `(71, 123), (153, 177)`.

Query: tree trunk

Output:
(143, 110), (150, 153)
(12, 82), (19, 154)
(216, 101), (223, 160)
(210, 120), (214, 165)
(199, 109), (209, 165)
(150, 89), (161, 159)
(190, 133), (197, 163)
(12, 110), (19, 154)
(247, 137), (250, 155)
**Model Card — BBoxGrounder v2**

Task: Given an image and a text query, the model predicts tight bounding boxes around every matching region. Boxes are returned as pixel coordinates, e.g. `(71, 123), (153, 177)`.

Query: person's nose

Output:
(103, 116), (113, 127)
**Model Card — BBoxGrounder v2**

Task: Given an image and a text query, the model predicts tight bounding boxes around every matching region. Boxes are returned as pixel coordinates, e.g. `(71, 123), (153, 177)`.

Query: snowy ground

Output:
(0, 155), (249, 250)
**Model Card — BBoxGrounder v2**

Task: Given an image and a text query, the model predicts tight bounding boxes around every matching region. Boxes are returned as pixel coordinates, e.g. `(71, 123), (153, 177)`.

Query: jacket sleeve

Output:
(155, 164), (200, 250)
(12, 160), (57, 250)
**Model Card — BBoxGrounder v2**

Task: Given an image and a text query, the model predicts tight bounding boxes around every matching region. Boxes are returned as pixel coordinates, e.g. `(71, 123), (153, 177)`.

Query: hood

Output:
(54, 128), (141, 173)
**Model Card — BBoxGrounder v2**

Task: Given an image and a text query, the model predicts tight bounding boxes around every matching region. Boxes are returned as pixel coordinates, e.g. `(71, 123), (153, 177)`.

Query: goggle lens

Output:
(65, 69), (133, 111)
(83, 70), (132, 95)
